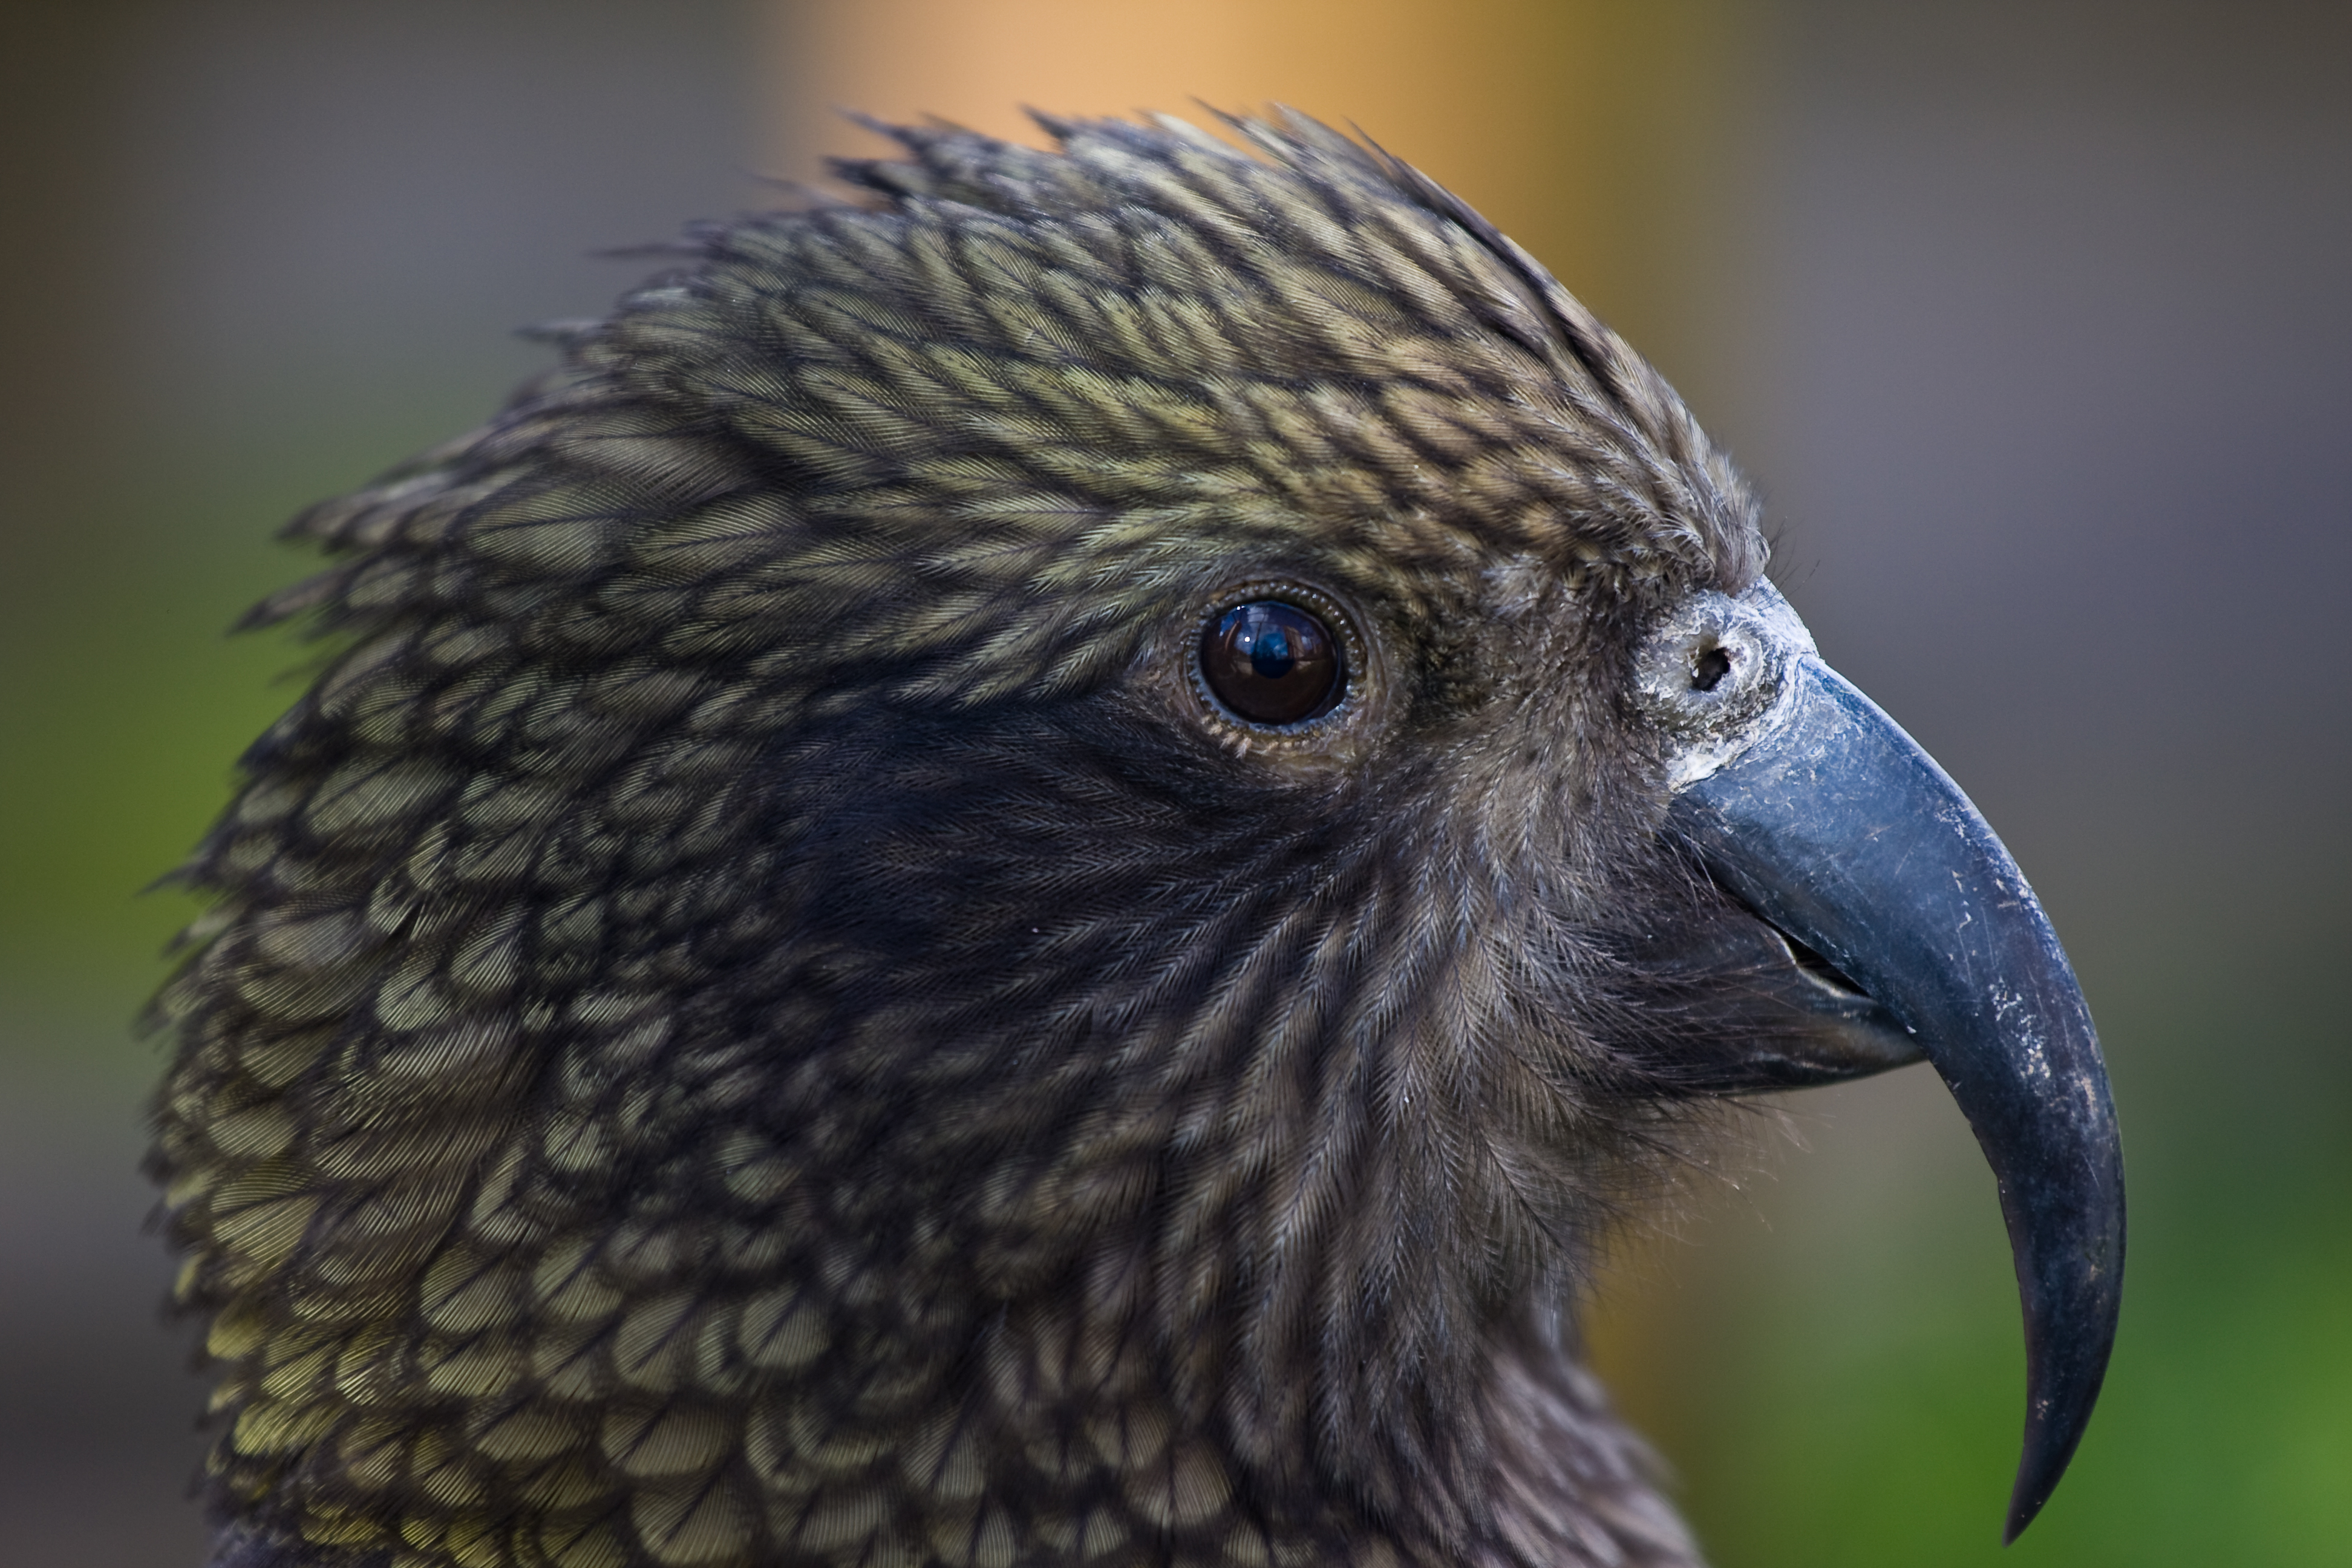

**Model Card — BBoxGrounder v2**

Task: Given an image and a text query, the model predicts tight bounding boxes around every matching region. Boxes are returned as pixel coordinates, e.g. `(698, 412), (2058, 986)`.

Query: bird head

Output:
(154, 112), (2121, 1568)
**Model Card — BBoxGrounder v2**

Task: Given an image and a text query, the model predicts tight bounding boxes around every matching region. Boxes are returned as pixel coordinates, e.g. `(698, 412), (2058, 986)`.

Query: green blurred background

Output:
(1, 2), (2345, 1564)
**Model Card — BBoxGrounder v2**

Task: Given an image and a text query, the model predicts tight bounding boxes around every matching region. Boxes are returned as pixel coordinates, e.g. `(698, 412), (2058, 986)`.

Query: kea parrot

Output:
(151, 111), (2123, 1568)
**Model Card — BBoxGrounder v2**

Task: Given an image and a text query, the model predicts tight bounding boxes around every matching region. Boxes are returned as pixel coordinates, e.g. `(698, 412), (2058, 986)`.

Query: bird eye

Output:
(1199, 600), (1344, 726)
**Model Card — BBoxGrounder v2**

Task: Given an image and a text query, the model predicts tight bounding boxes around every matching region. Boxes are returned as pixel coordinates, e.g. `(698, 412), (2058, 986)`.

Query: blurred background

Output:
(2, 1), (2345, 1563)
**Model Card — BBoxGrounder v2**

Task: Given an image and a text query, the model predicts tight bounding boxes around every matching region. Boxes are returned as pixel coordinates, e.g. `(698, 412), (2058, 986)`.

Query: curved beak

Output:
(1665, 656), (2125, 1544)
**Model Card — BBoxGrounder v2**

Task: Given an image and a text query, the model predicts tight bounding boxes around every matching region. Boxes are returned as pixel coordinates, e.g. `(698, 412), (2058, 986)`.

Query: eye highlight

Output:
(1199, 600), (1344, 726)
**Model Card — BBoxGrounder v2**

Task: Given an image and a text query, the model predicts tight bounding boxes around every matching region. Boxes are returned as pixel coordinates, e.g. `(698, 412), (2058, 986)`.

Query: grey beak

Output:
(1665, 656), (2125, 1544)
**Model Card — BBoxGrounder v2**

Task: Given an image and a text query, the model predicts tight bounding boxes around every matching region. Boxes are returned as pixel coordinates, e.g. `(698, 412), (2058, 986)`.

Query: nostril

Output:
(1692, 645), (1733, 692)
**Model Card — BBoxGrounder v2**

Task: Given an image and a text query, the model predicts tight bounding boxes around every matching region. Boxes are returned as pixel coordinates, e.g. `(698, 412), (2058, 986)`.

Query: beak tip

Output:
(1998, 1117), (2124, 1544)
(2002, 1474), (2051, 1546)
(1999, 1263), (2122, 1545)
(2003, 1438), (2071, 1544)
(2002, 1417), (2073, 1542)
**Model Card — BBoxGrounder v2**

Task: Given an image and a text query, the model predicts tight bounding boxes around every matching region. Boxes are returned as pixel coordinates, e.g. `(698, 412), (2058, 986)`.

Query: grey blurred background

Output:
(1, 2), (2344, 1564)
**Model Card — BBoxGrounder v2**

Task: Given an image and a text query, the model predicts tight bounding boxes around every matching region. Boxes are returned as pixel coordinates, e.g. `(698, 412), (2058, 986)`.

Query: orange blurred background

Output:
(766, 0), (1742, 386)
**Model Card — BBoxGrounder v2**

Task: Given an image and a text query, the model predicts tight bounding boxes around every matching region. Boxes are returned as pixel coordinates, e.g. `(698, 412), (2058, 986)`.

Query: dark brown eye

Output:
(1199, 600), (1344, 725)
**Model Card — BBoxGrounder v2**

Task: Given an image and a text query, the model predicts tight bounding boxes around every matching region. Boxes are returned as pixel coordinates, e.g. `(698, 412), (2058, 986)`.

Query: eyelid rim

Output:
(1188, 581), (1364, 737)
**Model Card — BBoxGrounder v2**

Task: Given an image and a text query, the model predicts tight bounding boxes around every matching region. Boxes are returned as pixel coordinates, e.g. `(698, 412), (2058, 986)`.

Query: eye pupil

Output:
(1250, 628), (1295, 679)
(1201, 601), (1343, 725)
